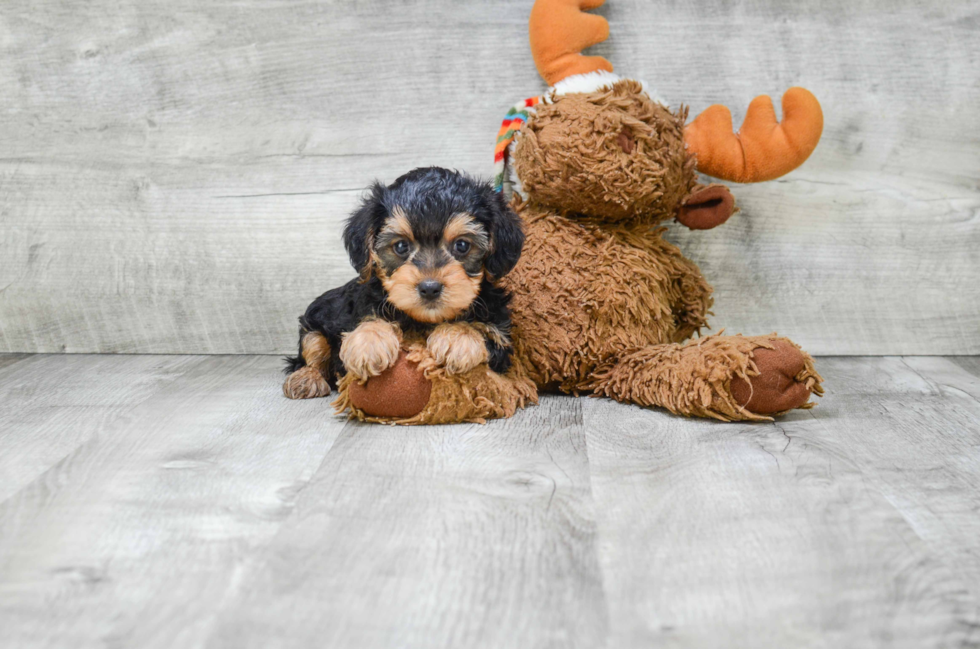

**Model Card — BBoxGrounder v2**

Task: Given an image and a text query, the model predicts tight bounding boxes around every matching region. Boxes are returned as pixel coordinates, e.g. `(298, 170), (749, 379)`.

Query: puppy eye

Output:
(392, 240), (410, 257)
(452, 239), (471, 255)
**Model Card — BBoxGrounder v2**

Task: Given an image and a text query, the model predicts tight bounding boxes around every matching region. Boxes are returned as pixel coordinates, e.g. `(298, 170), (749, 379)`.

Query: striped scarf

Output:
(493, 96), (542, 192)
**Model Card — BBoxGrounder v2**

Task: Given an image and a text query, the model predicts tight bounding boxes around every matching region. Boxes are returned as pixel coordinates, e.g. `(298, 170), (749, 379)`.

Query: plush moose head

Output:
(497, 0), (824, 227)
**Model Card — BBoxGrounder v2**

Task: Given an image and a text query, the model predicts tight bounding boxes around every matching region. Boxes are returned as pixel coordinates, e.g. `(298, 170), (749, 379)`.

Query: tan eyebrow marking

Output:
(443, 213), (488, 244)
(380, 206), (415, 242)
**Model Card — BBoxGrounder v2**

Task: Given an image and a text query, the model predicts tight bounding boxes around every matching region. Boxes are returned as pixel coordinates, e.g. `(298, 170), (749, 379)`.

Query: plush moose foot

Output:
(676, 184), (736, 230)
(335, 340), (537, 425)
(426, 323), (489, 375)
(731, 339), (822, 414)
(589, 333), (821, 421)
(345, 351), (433, 419)
(282, 366), (331, 400)
(339, 319), (402, 381)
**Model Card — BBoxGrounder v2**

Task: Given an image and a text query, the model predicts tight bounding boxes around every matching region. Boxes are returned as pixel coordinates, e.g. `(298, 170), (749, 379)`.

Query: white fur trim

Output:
(550, 71), (669, 107)
(551, 70), (622, 95)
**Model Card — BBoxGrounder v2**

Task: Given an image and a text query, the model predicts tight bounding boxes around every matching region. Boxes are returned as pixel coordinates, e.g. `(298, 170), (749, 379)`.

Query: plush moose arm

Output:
(676, 184), (737, 230)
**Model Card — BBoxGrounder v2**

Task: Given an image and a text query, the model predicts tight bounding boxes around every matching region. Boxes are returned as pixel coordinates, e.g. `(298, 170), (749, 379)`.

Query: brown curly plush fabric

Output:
(333, 334), (537, 425)
(513, 80), (696, 223)
(589, 333), (823, 422)
(502, 198), (712, 392)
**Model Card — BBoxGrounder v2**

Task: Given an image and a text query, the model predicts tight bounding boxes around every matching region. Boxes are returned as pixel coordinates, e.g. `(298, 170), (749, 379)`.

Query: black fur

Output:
(342, 182), (388, 274)
(480, 183), (525, 278)
(286, 167), (522, 383)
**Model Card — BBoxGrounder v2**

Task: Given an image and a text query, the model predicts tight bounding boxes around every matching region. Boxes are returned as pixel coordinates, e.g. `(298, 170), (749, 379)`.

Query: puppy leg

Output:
(339, 319), (402, 381)
(470, 323), (513, 374)
(427, 323), (489, 375)
(283, 331), (332, 399)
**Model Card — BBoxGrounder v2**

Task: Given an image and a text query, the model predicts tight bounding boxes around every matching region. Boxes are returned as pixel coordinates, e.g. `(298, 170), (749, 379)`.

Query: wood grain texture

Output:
(1, 354), (980, 647)
(206, 396), (607, 649)
(0, 355), (348, 649)
(821, 357), (980, 604)
(0, 0), (977, 354)
(0, 353), (203, 502)
(581, 356), (980, 647)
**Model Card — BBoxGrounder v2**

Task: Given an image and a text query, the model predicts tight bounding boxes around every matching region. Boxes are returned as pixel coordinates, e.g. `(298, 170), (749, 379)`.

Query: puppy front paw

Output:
(427, 323), (489, 375)
(339, 319), (402, 381)
(283, 366), (331, 399)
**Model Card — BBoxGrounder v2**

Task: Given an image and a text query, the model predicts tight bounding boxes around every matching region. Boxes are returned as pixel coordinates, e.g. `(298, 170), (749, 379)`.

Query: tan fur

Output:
(381, 261), (482, 324)
(382, 207), (415, 242)
(369, 251), (389, 280)
(301, 331), (330, 371)
(282, 331), (332, 399)
(426, 322), (490, 375)
(435, 264), (483, 320)
(339, 319), (402, 381)
(443, 213), (487, 244)
(283, 366), (331, 400)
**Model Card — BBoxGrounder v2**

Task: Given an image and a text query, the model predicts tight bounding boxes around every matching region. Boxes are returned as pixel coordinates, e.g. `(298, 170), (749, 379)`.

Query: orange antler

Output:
(684, 87), (824, 183)
(529, 0), (614, 86)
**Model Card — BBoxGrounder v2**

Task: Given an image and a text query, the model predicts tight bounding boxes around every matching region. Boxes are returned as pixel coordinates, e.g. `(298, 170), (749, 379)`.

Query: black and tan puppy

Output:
(283, 167), (525, 400)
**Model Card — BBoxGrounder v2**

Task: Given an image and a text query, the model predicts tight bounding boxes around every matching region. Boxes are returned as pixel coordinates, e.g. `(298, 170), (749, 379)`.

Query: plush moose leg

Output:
(590, 333), (823, 421)
(333, 336), (537, 425)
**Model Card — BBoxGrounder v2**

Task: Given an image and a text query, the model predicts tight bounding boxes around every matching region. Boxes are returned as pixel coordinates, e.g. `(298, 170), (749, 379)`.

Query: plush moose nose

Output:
(417, 279), (444, 300)
(617, 126), (635, 154)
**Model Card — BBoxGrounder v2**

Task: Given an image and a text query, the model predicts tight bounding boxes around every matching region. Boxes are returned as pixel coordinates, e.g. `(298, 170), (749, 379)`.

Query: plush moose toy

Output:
(335, 0), (824, 423)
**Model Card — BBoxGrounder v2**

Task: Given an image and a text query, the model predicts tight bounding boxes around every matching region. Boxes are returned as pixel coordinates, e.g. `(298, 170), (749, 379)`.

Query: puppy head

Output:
(343, 167), (524, 323)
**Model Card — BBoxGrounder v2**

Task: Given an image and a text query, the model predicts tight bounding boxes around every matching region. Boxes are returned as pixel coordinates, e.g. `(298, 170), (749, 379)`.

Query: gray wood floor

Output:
(1, 354), (979, 648)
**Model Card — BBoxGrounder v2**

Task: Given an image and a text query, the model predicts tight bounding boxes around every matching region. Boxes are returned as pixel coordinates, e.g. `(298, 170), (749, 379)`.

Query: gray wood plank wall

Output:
(1, 0), (978, 355)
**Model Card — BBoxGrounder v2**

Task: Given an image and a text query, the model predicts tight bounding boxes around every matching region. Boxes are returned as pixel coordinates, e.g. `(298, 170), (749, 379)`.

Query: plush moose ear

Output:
(343, 183), (387, 274)
(483, 189), (525, 278)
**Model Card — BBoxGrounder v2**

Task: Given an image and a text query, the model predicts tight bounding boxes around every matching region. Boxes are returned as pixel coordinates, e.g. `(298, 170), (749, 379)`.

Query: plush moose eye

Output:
(453, 239), (471, 255)
(392, 240), (410, 257)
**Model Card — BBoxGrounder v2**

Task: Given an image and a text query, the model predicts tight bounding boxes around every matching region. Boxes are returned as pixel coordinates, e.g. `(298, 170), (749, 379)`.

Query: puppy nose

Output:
(417, 279), (444, 300)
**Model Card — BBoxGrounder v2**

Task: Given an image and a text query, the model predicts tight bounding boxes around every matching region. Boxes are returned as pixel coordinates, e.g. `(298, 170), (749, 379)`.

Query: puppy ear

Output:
(343, 183), (387, 274)
(484, 189), (525, 278)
